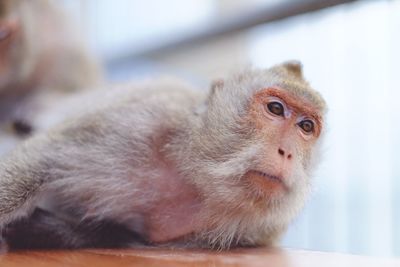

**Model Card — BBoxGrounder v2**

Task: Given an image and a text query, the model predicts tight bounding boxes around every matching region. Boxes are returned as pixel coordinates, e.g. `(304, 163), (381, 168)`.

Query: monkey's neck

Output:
(141, 131), (205, 244)
(144, 176), (203, 243)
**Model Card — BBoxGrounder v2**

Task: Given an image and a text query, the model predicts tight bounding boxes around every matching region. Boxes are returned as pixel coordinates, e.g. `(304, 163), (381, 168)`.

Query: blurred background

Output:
(6, 0), (400, 258)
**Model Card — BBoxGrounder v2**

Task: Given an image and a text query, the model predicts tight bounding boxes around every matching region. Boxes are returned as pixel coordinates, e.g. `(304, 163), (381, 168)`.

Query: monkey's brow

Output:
(259, 87), (322, 117)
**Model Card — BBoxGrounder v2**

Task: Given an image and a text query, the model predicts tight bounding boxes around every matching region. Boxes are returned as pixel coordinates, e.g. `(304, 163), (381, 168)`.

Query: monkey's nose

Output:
(278, 148), (292, 160)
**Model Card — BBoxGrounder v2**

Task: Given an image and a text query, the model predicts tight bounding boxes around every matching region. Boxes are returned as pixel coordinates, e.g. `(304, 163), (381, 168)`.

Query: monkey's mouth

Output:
(247, 170), (288, 192)
(252, 171), (282, 182)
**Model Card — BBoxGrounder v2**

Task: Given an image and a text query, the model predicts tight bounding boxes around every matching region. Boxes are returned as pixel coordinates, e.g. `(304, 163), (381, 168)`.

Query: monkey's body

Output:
(1, 81), (205, 249)
(0, 62), (326, 251)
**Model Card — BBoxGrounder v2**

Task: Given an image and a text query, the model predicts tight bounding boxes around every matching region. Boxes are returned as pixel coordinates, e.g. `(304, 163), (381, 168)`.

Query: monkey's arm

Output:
(0, 140), (51, 225)
(0, 114), (154, 251)
(0, 94), (128, 224)
(0, 113), (115, 226)
(2, 207), (146, 250)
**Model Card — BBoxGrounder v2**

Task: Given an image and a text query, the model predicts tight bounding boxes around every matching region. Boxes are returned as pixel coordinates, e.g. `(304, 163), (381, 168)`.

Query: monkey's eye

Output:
(266, 102), (284, 116)
(298, 119), (314, 134)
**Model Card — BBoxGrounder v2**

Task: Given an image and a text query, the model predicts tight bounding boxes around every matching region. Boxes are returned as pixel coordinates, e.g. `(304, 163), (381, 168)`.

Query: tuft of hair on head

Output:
(270, 60), (304, 80)
(210, 79), (224, 95)
(282, 60), (303, 78)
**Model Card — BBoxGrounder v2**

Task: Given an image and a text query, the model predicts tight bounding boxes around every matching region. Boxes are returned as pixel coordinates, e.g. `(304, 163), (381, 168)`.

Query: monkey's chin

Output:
(245, 170), (289, 197)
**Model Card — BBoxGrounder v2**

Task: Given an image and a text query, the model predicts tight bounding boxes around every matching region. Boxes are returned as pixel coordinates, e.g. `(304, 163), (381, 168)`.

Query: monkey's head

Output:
(182, 61), (326, 240)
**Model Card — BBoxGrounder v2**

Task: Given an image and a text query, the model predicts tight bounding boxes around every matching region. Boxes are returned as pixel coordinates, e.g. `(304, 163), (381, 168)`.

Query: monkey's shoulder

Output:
(108, 77), (206, 108)
(41, 79), (203, 144)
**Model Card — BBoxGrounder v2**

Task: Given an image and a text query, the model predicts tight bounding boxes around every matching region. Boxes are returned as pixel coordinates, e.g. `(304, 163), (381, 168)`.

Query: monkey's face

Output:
(188, 63), (325, 217)
(244, 86), (323, 201)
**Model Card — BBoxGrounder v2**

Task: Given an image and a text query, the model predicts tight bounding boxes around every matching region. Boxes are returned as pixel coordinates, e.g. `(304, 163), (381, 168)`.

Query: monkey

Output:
(0, 61), (326, 251)
(0, 0), (102, 154)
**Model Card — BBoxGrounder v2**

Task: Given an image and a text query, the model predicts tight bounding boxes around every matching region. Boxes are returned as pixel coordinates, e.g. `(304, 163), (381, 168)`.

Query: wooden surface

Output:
(0, 248), (399, 267)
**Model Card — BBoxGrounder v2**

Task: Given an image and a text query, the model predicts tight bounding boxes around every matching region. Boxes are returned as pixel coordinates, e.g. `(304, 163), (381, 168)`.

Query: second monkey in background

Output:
(0, 0), (102, 154)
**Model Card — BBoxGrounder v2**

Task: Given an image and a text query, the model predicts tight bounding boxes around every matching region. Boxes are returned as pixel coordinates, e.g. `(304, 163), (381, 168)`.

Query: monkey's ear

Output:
(281, 60), (303, 78)
(210, 79), (224, 95)
(193, 79), (223, 115)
